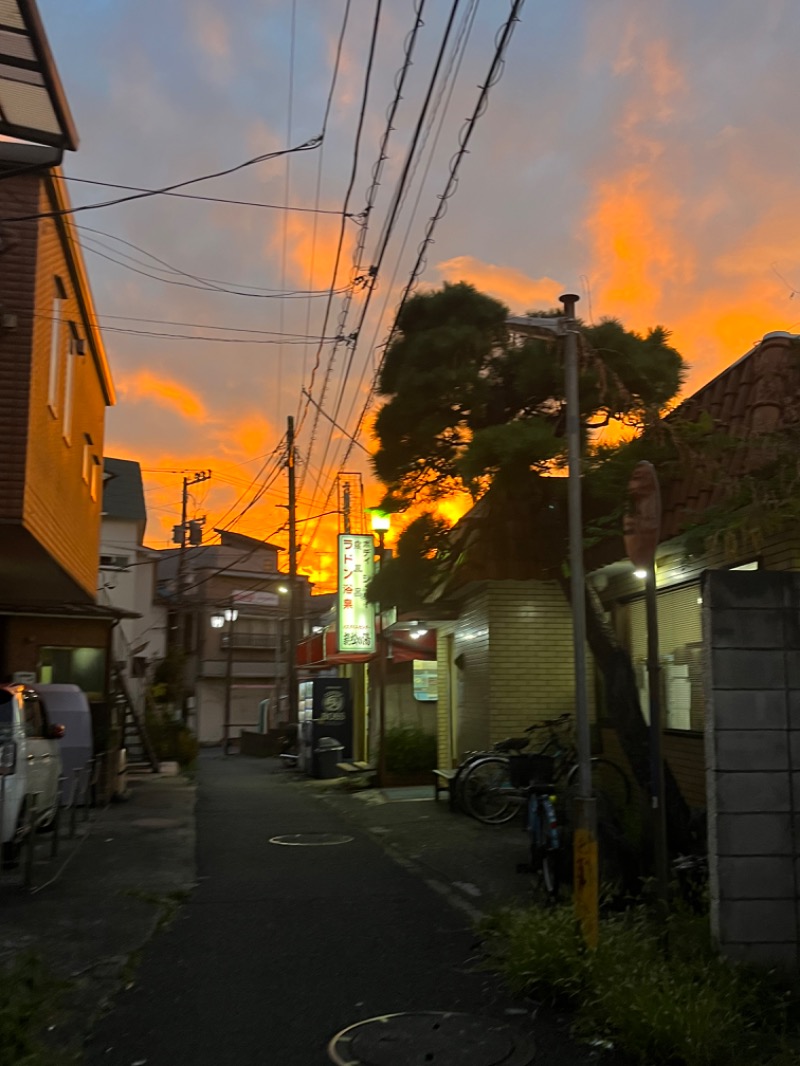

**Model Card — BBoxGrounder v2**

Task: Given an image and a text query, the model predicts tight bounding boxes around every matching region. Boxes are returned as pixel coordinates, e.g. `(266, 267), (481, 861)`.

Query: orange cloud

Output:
(275, 213), (357, 292)
(117, 371), (207, 421)
(435, 256), (563, 312)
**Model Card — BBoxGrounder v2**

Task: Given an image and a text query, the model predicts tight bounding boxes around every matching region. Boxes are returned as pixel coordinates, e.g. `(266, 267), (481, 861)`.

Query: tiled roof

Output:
(660, 332), (800, 540)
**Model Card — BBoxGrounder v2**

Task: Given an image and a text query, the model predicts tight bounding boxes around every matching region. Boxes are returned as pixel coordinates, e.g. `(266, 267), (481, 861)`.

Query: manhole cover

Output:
(269, 833), (353, 846)
(327, 1012), (536, 1065)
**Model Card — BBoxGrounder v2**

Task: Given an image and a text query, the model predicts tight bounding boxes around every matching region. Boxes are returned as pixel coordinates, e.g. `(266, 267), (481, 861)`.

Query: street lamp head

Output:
(368, 509), (391, 533)
(277, 585), (289, 596)
(210, 614), (225, 629)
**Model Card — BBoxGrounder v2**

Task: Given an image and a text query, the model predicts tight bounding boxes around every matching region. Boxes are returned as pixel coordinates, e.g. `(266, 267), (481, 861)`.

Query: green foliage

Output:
(144, 707), (199, 768)
(366, 512), (451, 609)
(384, 725), (437, 774)
(151, 650), (184, 705)
(480, 904), (800, 1066)
(372, 282), (688, 570)
(0, 952), (77, 1065)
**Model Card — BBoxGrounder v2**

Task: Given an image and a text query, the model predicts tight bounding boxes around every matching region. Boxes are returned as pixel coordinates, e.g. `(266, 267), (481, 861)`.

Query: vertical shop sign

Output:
(337, 534), (376, 654)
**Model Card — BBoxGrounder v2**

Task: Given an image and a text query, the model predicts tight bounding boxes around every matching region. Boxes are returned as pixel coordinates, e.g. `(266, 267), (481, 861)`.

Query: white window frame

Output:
(82, 435), (93, 484)
(62, 325), (80, 444)
(90, 455), (101, 502)
(47, 279), (66, 415)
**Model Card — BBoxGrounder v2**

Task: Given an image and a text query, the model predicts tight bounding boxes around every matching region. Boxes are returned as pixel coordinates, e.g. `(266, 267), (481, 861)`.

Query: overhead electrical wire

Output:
(0, 137), (323, 224)
(57, 173), (348, 215)
(296, 0), (427, 500)
(276, 0), (298, 426)
(299, 0), (526, 569)
(295, 0), (384, 449)
(297, 0), (354, 426)
(299, 0), (464, 541)
(75, 224), (344, 296)
(332, 0), (481, 460)
(78, 236), (347, 300)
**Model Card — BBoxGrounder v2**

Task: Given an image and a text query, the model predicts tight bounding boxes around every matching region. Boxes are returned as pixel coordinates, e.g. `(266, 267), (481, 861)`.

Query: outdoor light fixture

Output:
(409, 629), (428, 639)
(210, 615), (224, 629)
(224, 608), (238, 623)
(278, 585), (289, 595)
(369, 510), (391, 533)
(633, 568), (648, 579)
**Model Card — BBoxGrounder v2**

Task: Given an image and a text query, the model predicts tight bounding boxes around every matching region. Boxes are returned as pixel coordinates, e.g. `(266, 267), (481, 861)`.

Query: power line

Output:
(56, 173), (348, 215)
(0, 136), (322, 224)
(76, 224), (345, 295)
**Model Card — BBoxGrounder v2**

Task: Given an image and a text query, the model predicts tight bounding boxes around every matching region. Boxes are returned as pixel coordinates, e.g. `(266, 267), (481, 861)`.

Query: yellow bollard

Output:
(572, 796), (599, 950)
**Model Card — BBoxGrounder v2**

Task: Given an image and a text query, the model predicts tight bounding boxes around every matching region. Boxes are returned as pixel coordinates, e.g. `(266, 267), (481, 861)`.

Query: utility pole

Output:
(505, 301), (598, 947)
(286, 418), (299, 728)
(175, 470), (211, 723)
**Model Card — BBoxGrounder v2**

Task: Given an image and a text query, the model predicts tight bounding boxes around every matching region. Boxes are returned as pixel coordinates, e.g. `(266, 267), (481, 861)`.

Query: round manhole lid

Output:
(328, 1012), (536, 1065)
(269, 833), (353, 846)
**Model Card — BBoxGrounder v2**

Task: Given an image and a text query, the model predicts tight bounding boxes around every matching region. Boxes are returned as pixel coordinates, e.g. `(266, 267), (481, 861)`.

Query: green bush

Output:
(144, 707), (199, 768)
(480, 904), (800, 1066)
(384, 725), (437, 774)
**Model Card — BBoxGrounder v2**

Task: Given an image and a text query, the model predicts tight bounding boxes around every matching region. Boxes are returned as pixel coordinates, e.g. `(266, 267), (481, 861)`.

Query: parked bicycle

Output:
(458, 714), (632, 832)
(513, 753), (562, 904)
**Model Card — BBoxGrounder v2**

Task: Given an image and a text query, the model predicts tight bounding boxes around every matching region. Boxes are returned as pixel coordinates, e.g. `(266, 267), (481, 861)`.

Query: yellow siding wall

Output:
(24, 203), (106, 599)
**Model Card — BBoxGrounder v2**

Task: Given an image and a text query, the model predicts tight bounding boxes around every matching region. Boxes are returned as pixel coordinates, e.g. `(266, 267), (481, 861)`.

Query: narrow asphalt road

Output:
(82, 753), (615, 1065)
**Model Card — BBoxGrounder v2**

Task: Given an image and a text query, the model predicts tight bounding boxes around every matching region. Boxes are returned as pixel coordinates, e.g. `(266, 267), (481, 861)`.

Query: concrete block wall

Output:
(704, 570), (800, 972)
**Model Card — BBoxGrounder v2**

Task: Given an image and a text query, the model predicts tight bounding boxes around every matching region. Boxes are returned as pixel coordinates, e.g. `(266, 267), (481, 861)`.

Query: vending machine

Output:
(297, 677), (353, 774)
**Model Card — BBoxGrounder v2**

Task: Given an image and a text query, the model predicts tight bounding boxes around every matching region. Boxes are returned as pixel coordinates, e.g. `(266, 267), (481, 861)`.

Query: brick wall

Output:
(704, 569), (799, 972)
(487, 580), (586, 740)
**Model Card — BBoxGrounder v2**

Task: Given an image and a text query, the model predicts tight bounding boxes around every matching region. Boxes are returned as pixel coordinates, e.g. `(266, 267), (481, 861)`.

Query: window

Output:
(628, 583), (704, 732)
(47, 278), (67, 414)
(100, 554), (130, 569)
(38, 647), (105, 700)
(22, 691), (43, 738)
(82, 434), (93, 484)
(62, 325), (80, 443)
(90, 455), (101, 501)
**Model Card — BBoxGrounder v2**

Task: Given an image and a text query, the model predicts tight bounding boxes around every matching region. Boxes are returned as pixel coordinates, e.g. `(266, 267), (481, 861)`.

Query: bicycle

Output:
(513, 753), (562, 903)
(460, 715), (632, 839)
(451, 733), (531, 817)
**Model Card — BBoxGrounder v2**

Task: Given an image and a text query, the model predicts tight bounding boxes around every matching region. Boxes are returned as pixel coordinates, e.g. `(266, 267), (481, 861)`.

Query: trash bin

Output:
(313, 736), (344, 779)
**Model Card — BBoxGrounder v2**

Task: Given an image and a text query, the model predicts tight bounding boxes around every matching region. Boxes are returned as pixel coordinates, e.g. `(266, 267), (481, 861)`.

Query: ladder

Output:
(112, 660), (160, 773)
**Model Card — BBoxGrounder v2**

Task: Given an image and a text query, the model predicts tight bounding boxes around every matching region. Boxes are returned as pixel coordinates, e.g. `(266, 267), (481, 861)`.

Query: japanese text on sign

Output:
(337, 534), (376, 654)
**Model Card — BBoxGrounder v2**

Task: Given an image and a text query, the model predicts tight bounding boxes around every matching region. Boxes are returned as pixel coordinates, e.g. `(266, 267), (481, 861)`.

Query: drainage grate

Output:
(327, 1012), (536, 1065)
(269, 833), (353, 846)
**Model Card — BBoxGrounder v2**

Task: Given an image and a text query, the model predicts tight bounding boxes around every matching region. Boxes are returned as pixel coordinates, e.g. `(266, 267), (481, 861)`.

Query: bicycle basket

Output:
(508, 753), (555, 787)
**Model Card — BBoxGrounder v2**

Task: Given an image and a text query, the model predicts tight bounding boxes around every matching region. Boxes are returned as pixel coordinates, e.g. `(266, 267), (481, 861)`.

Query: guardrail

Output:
(0, 749), (119, 894)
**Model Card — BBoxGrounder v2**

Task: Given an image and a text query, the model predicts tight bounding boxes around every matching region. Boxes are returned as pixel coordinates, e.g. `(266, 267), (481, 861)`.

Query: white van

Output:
(31, 684), (93, 805)
(0, 684), (64, 861)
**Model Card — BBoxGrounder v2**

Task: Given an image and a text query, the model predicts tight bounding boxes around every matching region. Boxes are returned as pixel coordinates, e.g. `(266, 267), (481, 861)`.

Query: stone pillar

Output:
(703, 570), (799, 972)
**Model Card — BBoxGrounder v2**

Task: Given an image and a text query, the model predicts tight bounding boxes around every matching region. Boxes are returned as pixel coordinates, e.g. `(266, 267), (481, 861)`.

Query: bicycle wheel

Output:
(561, 757), (635, 895)
(562, 757), (632, 828)
(460, 756), (521, 824)
(529, 796), (560, 903)
(451, 752), (489, 814)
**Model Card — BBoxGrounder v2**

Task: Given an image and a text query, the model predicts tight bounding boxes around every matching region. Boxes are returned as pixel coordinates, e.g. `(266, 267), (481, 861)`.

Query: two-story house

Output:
(0, 7), (119, 755)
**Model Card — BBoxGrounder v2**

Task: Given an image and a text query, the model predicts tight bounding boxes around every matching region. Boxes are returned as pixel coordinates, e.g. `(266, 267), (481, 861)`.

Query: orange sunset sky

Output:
(36, 1), (800, 592)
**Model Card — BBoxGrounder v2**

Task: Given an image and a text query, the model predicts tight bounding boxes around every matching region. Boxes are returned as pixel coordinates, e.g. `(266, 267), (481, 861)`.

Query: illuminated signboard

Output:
(337, 534), (376, 654)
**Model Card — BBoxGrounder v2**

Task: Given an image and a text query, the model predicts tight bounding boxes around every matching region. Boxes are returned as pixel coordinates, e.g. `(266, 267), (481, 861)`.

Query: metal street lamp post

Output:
(506, 298), (598, 947)
(211, 606), (238, 756)
(370, 510), (391, 786)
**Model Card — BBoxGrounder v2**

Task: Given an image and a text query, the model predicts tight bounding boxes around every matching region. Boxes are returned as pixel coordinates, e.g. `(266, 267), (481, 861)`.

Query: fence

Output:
(0, 749), (120, 894)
